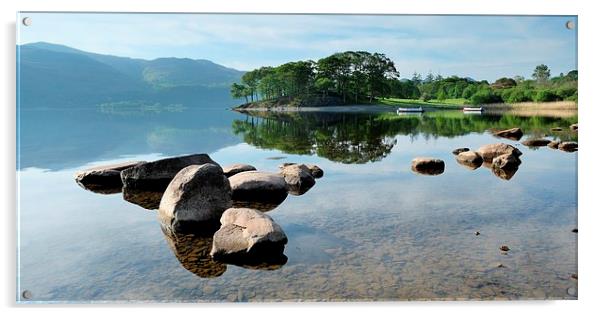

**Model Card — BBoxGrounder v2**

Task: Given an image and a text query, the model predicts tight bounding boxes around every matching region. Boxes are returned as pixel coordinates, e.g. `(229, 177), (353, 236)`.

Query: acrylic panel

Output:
(16, 12), (578, 302)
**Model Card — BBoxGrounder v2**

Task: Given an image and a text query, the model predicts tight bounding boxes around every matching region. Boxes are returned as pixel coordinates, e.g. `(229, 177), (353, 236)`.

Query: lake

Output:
(17, 101), (578, 302)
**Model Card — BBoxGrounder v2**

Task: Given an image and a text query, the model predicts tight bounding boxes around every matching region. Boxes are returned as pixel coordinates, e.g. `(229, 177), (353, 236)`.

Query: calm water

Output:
(17, 102), (578, 302)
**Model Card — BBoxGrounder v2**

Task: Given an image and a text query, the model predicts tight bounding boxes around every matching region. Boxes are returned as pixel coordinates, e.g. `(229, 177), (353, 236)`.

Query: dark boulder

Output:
(74, 161), (143, 194)
(411, 157), (445, 176)
(452, 148), (470, 155)
(558, 141), (578, 152)
(521, 139), (551, 147)
(121, 154), (220, 191)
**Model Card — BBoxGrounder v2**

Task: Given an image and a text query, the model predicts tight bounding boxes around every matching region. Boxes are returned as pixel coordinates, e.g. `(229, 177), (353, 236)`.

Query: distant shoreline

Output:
(232, 100), (577, 114)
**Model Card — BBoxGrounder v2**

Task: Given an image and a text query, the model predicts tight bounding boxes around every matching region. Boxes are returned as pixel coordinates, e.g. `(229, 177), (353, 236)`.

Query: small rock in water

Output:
(551, 127), (563, 131)
(477, 143), (522, 162)
(547, 141), (561, 149)
(570, 273), (578, 280)
(266, 156), (287, 160)
(570, 123), (578, 131)
(500, 245), (510, 252)
(279, 164), (316, 195)
(475, 231), (481, 236)
(455, 151), (483, 170)
(74, 160), (144, 194)
(493, 128), (523, 140)
(411, 157), (445, 176)
(497, 263), (506, 268)
(521, 139), (551, 147)
(572, 228), (578, 233)
(558, 141), (578, 152)
(452, 148), (470, 155)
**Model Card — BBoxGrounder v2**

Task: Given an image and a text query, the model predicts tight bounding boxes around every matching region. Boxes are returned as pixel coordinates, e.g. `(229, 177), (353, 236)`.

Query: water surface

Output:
(17, 103), (578, 301)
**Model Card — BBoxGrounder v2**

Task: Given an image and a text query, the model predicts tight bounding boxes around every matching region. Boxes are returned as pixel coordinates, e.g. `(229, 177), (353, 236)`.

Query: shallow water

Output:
(17, 105), (578, 302)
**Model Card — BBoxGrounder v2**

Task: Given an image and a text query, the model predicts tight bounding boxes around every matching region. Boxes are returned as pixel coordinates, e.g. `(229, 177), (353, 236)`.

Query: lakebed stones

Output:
(452, 148), (470, 155)
(210, 208), (288, 265)
(228, 171), (289, 207)
(476, 143), (522, 162)
(121, 154), (220, 191)
(158, 164), (232, 233)
(521, 139), (551, 147)
(74, 160), (144, 194)
(411, 157), (445, 176)
(223, 163), (257, 177)
(558, 141), (578, 152)
(493, 127), (523, 141)
(455, 151), (483, 170)
(279, 164), (316, 195)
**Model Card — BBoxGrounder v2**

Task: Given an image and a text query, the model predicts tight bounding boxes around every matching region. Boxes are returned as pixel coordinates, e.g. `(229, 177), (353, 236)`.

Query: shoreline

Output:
(233, 101), (578, 114)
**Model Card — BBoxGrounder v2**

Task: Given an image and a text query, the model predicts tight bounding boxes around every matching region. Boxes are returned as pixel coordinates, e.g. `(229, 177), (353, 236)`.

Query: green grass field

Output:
(378, 97), (467, 108)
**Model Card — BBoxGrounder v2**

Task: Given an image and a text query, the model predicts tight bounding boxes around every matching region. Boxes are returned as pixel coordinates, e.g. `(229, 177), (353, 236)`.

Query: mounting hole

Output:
(22, 290), (32, 299)
(565, 20), (574, 30)
(22, 17), (32, 26)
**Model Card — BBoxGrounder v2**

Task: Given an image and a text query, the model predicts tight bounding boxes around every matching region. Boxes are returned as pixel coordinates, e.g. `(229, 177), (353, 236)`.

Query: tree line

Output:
(231, 52), (577, 105)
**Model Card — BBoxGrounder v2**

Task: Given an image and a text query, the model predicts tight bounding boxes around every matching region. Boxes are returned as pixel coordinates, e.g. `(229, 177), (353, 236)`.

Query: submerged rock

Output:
(548, 140), (561, 149)
(229, 171), (289, 206)
(161, 225), (226, 278)
(493, 127), (523, 140)
(411, 157), (445, 175)
(558, 141), (578, 152)
(121, 154), (220, 191)
(223, 163), (256, 177)
(158, 164), (232, 233)
(279, 164), (316, 195)
(452, 148), (470, 155)
(477, 143), (522, 162)
(74, 161), (143, 194)
(455, 151), (483, 170)
(210, 208), (288, 265)
(521, 139), (551, 147)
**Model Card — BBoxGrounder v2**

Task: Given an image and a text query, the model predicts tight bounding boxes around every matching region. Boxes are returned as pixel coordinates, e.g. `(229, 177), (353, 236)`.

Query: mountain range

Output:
(17, 42), (245, 107)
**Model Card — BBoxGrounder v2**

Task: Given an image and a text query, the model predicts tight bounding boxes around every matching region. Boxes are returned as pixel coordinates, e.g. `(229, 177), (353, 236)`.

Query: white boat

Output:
(463, 107), (483, 112)
(397, 106), (424, 114)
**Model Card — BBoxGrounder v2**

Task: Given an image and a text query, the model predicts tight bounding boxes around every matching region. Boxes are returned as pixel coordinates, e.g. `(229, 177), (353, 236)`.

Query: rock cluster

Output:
(75, 154), (323, 272)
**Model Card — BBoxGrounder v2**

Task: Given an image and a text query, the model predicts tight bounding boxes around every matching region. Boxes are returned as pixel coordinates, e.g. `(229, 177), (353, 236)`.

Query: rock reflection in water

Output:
(122, 187), (164, 210)
(160, 225), (227, 278)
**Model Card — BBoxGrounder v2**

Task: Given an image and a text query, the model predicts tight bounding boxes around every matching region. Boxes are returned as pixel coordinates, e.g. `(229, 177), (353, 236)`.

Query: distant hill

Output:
(17, 42), (245, 107)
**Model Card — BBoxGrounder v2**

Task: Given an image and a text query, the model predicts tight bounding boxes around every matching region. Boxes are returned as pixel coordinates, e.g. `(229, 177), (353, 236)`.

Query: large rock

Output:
(521, 139), (551, 147)
(223, 163), (256, 177)
(279, 164), (316, 195)
(121, 154), (220, 190)
(158, 164), (232, 233)
(455, 151), (483, 170)
(477, 143), (523, 162)
(558, 141), (578, 152)
(228, 171), (288, 206)
(74, 161), (143, 194)
(411, 157), (445, 175)
(210, 208), (288, 265)
(493, 128), (523, 140)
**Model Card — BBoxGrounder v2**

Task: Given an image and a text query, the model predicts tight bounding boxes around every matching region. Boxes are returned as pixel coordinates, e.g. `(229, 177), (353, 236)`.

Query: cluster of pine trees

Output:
(232, 51), (578, 105)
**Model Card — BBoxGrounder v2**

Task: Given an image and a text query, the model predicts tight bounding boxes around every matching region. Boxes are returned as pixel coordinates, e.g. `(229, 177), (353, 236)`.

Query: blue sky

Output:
(18, 13), (577, 81)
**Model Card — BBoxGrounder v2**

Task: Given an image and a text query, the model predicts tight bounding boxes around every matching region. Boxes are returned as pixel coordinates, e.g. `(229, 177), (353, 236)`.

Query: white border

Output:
(2, 0), (601, 315)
